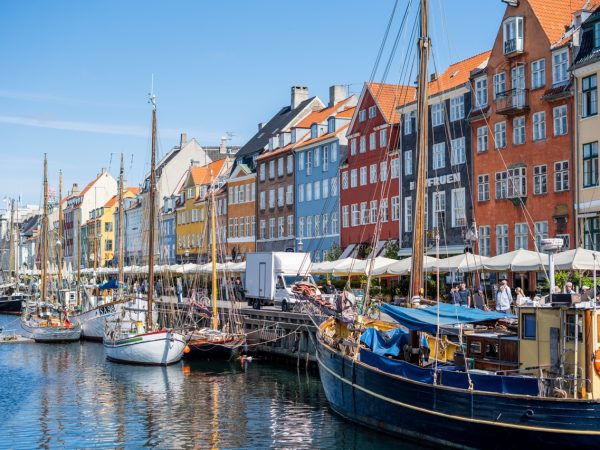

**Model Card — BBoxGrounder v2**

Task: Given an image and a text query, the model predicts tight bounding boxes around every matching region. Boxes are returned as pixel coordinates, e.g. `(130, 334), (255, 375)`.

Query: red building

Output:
(340, 82), (415, 257)
(470, 0), (592, 289)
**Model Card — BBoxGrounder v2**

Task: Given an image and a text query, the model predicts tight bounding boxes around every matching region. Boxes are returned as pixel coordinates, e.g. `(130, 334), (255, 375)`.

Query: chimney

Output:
(180, 132), (187, 148)
(430, 72), (438, 82)
(219, 137), (228, 154)
(329, 85), (348, 107)
(71, 183), (79, 196)
(291, 86), (309, 109)
(258, 122), (265, 132)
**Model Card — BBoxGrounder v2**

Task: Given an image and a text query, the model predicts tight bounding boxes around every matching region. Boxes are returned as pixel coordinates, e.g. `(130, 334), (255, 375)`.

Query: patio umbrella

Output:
(553, 247), (600, 271)
(483, 249), (546, 272)
(431, 253), (489, 273)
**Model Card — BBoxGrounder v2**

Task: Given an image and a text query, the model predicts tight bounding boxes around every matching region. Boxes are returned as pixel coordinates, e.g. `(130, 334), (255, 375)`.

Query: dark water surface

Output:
(0, 315), (419, 449)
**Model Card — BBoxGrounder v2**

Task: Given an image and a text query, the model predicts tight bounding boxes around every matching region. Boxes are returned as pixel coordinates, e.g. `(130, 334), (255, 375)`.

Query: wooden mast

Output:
(210, 174), (219, 330)
(57, 170), (63, 298)
(8, 199), (15, 279)
(76, 216), (81, 306)
(409, 0), (431, 303)
(41, 154), (49, 301)
(146, 94), (157, 332)
(118, 153), (125, 300)
(14, 198), (20, 291)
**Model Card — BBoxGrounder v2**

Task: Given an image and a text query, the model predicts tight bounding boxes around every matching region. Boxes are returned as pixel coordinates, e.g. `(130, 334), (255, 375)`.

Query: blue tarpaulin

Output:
(99, 279), (119, 290)
(380, 303), (514, 334)
(360, 327), (409, 357)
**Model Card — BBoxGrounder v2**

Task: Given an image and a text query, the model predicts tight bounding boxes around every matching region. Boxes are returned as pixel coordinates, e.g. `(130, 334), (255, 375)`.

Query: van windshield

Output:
(283, 275), (314, 286)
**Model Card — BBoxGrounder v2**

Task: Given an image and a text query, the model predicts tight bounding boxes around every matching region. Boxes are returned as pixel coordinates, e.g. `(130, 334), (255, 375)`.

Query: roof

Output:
(236, 96), (320, 159)
(573, 6), (600, 68)
(295, 98), (353, 128)
(528, 0), (600, 45)
(189, 159), (228, 186)
(78, 171), (105, 198)
(256, 142), (295, 161)
(103, 187), (140, 208)
(429, 50), (491, 96)
(337, 107), (356, 119)
(366, 82), (416, 123)
(293, 124), (350, 150)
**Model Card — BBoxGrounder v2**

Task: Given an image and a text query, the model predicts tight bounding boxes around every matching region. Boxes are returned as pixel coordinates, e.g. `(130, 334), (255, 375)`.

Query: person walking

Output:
(234, 277), (245, 301)
(496, 284), (512, 313)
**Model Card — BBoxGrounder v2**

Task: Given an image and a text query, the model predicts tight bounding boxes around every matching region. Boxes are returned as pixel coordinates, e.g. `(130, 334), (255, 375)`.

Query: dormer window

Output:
(291, 129), (297, 144)
(268, 138), (274, 151)
(188, 188), (194, 200)
(595, 22), (600, 49)
(310, 124), (318, 139)
(358, 109), (366, 122)
(278, 134), (284, 148)
(328, 117), (336, 133)
(503, 17), (524, 55)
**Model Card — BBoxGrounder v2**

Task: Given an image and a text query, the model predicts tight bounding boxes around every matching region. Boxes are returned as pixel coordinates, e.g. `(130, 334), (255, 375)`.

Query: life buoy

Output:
(594, 348), (600, 377)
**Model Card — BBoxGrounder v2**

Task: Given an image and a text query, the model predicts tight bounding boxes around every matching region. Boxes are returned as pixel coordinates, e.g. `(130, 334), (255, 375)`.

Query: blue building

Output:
(159, 195), (177, 264)
(294, 88), (356, 261)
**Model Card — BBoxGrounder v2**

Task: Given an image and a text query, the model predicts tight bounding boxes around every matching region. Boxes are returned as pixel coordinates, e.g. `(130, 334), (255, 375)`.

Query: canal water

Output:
(0, 315), (419, 449)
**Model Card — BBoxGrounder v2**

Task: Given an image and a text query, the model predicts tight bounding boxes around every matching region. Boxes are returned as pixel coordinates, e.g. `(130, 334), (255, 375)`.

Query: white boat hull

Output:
(21, 320), (82, 343)
(104, 330), (187, 365)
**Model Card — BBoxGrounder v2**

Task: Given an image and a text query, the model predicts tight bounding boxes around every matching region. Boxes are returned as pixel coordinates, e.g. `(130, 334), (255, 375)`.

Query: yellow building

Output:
(176, 159), (232, 262)
(83, 187), (139, 268)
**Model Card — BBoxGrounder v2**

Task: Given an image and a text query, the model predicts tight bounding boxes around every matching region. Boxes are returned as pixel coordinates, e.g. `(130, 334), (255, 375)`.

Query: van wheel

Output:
(253, 298), (261, 310)
(281, 300), (288, 312)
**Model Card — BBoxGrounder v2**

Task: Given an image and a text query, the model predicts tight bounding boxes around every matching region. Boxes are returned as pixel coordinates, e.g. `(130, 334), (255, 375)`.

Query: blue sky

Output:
(0, 0), (505, 207)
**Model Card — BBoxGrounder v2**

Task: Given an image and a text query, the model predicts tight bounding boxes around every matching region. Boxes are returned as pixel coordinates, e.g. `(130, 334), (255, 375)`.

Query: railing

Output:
(495, 88), (529, 115)
(504, 38), (523, 55)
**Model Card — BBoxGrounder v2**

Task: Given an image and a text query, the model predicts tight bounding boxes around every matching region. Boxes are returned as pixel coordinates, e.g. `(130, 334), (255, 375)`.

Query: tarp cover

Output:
(380, 303), (514, 334)
(360, 327), (409, 357)
(99, 279), (119, 290)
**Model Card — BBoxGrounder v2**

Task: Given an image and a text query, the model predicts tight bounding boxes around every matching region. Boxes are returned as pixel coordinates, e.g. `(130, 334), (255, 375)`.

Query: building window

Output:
(552, 49), (569, 85)
(404, 151), (412, 176)
(314, 215), (320, 236)
(513, 116), (525, 145)
(494, 122), (506, 149)
(368, 105), (376, 118)
(306, 150), (313, 175)
(495, 171), (508, 199)
(380, 129), (388, 147)
(515, 223), (528, 250)
(287, 155), (293, 174)
(380, 198), (388, 223)
(533, 165), (547, 195)
(558, 234), (571, 250)
(477, 126), (488, 153)
(554, 160), (569, 192)
(391, 158), (400, 178)
(350, 139), (357, 156)
(431, 103), (444, 127)
(450, 137), (466, 165)
(313, 181), (320, 201)
(478, 174), (490, 201)
(277, 158), (284, 177)
(475, 76), (488, 108)
(259, 220), (266, 239)
(322, 213), (328, 235)
(479, 225), (490, 256)
(269, 189), (275, 208)
(583, 142), (599, 188)
(314, 147), (320, 167)
(342, 206), (349, 228)
(341, 171), (348, 189)
(350, 169), (357, 188)
(360, 167), (367, 186)
(269, 160), (275, 179)
(531, 59), (545, 89)
(370, 164), (377, 184)
(259, 164), (265, 182)
(331, 177), (337, 196)
(392, 196), (400, 221)
(360, 202), (368, 225)
(493, 72), (506, 99)
(306, 182), (312, 202)
(327, 117), (335, 133)
(584, 217), (600, 250)
(380, 161), (388, 181)
(351, 204), (359, 227)
(286, 185), (293, 205)
(369, 132), (376, 150)
(331, 212), (338, 234)
(451, 187), (466, 227)
(259, 192), (266, 210)
(503, 16), (524, 54)
(508, 167), (527, 198)
(277, 187), (284, 207)
(450, 95), (464, 121)
(595, 21), (600, 49)
(331, 142), (338, 162)
(370, 200), (378, 224)
(298, 217), (304, 238)
(432, 191), (446, 229)
(496, 224), (509, 255)
(287, 215), (293, 237)
(404, 197), (412, 232)
(533, 111), (546, 141)
(404, 111), (415, 135)
(582, 74), (598, 118)
(360, 136), (366, 153)
(322, 145), (329, 171)
(534, 221), (548, 250)
(433, 142), (445, 170)
(298, 184), (304, 203)
(322, 178), (329, 198)
(306, 216), (312, 237)
(359, 109), (366, 122)
(553, 105), (567, 136)
(522, 313), (536, 340)
(239, 186), (245, 203)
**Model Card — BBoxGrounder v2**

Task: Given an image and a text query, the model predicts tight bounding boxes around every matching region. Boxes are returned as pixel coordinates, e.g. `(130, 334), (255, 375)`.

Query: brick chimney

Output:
(291, 86), (309, 109)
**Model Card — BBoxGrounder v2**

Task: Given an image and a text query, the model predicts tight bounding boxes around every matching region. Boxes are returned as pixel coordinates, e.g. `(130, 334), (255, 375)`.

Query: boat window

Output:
(469, 341), (482, 354)
(566, 314), (583, 342)
(485, 343), (499, 359)
(522, 313), (536, 340)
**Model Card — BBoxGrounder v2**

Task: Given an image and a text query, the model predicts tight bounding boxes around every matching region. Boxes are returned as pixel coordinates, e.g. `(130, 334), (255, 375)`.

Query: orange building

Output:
(226, 164), (256, 260)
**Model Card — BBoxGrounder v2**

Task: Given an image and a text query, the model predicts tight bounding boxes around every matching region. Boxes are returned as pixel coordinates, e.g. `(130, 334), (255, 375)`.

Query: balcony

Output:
(503, 38), (524, 57)
(495, 88), (529, 116)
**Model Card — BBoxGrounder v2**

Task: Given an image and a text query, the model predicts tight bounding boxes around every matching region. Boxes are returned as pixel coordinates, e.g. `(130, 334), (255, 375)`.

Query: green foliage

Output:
(324, 243), (342, 262)
(382, 240), (400, 260)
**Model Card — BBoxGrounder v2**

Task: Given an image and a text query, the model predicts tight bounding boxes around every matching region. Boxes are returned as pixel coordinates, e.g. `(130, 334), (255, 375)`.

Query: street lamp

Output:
(541, 237), (564, 303)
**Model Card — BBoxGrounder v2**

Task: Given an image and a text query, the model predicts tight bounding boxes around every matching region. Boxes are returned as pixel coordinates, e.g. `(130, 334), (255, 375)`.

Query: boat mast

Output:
(14, 198), (20, 291)
(210, 174), (219, 331)
(8, 198), (15, 281)
(41, 154), (49, 301)
(409, 0), (431, 303)
(58, 170), (63, 298)
(146, 92), (157, 332)
(76, 217), (81, 307)
(118, 153), (125, 300)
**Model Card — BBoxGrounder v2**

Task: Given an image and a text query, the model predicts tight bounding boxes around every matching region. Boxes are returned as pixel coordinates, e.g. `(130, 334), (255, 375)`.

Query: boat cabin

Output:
(465, 332), (519, 373)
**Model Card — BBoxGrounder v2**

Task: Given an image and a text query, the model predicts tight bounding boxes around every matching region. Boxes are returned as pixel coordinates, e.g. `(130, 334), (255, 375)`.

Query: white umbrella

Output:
(431, 253), (489, 273)
(310, 260), (338, 274)
(360, 257), (402, 276)
(483, 249), (546, 272)
(554, 247), (600, 271)
(384, 256), (440, 275)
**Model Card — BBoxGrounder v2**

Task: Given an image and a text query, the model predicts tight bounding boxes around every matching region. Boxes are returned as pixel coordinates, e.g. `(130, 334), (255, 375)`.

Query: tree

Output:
(382, 240), (400, 260)
(325, 243), (342, 261)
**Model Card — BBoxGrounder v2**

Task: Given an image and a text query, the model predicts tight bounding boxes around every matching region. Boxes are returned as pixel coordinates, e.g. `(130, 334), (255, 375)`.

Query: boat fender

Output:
(183, 345), (190, 354)
(594, 348), (600, 377)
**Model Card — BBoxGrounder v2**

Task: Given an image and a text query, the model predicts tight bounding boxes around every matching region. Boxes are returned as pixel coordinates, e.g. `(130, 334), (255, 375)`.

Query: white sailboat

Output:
(21, 157), (82, 342)
(103, 90), (188, 365)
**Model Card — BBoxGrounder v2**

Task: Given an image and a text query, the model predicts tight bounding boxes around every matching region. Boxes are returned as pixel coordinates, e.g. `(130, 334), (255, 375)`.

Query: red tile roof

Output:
(296, 98), (353, 128)
(529, 0), (600, 45)
(78, 172), (105, 198)
(103, 187), (139, 208)
(256, 142), (295, 161)
(293, 124), (350, 149)
(366, 83), (416, 123)
(337, 106), (356, 119)
(189, 159), (228, 186)
(429, 50), (491, 96)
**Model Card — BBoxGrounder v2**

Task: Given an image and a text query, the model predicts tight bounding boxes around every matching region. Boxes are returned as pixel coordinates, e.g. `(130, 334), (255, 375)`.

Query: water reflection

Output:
(0, 315), (417, 449)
